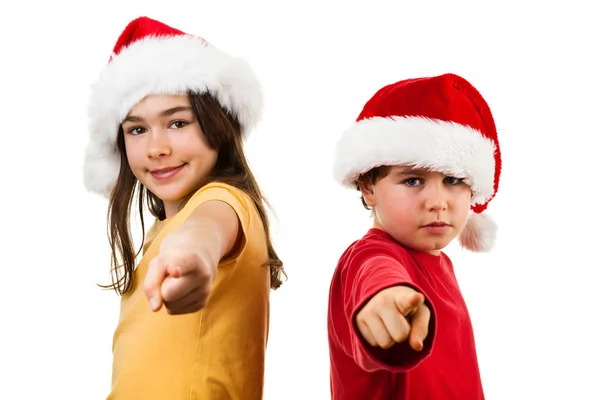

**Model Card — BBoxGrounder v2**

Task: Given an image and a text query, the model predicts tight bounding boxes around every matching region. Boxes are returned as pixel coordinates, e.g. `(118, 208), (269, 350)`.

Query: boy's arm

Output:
(342, 253), (437, 372)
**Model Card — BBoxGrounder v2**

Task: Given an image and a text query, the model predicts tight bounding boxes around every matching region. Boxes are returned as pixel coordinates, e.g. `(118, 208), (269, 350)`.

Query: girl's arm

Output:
(170, 200), (242, 268)
(144, 200), (241, 314)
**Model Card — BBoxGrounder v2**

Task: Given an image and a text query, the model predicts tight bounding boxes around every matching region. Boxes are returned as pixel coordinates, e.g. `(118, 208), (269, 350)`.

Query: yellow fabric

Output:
(108, 182), (270, 400)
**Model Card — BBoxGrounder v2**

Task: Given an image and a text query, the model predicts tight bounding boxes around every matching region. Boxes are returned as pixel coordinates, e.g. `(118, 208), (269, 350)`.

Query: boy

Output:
(328, 73), (501, 399)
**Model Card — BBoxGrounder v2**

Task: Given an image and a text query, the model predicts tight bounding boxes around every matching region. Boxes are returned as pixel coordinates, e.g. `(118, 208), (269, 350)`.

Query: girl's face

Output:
(122, 94), (217, 217)
(360, 166), (472, 255)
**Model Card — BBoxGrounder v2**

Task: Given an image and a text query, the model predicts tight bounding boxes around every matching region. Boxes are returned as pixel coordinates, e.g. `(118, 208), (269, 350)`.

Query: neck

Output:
(371, 220), (442, 256)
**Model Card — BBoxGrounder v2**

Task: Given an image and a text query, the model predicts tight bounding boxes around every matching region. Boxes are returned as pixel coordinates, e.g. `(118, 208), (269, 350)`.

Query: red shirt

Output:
(328, 229), (485, 399)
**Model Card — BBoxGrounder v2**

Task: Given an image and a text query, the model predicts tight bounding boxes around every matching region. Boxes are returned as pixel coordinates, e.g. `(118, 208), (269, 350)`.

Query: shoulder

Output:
(186, 181), (266, 242)
(355, 229), (412, 259)
(186, 182), (257, 221)
(189, 182), (252, 207)
(338, 229), (411, 269)
(440, 251), (456, 271)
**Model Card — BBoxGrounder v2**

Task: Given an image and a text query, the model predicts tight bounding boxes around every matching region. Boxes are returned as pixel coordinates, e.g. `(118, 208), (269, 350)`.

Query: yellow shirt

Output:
(108, 182), (270, 399)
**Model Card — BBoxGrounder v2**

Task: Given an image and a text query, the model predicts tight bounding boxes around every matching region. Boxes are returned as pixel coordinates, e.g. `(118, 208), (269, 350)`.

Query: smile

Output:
(149, 164), (185, 180)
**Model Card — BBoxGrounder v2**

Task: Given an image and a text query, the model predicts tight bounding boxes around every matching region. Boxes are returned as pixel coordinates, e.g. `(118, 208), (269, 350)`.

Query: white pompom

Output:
(458, 213), (497, 252)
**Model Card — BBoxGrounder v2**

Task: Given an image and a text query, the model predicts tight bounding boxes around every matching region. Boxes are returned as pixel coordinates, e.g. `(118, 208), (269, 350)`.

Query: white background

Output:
(1, 1), (599, 399)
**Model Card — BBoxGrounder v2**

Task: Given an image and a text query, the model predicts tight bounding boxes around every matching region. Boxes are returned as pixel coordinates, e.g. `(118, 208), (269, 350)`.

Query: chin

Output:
(146, 186), (187, 202)
(410, 239), (451, 254)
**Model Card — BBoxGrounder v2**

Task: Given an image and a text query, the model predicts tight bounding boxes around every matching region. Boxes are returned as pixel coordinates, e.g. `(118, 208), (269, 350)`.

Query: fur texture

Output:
(458, 212), (497, 252)
(333, 116), (497, 207)
(83, 34), (263, 197)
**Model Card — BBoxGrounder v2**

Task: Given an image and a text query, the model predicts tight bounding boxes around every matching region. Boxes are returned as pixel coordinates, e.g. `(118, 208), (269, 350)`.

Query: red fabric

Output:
(112, 16), (185, 59)
(356, 73), (501, 214)
(328, 229), (485, 399)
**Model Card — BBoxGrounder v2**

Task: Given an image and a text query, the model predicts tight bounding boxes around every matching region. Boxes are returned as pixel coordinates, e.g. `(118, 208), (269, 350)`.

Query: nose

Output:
(423, 182), (448, 212)
(147, 129), (171, 159)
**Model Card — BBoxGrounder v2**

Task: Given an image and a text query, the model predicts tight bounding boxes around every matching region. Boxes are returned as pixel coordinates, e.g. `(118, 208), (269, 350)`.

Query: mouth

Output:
(421, 221), (451, 235)
(423, 221), (449, 227)
(149, 164), (185, 180)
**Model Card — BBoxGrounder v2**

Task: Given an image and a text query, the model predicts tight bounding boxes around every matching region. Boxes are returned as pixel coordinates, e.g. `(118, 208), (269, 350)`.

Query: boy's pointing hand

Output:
(355, 285), (431, 351)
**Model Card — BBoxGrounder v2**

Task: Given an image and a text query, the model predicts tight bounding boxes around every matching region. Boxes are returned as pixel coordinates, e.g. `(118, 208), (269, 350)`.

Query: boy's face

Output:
(360, 166), (472, 255)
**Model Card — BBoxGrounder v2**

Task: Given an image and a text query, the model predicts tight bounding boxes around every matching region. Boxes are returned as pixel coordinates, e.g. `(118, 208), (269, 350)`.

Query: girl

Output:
(82, 16), (285, 399)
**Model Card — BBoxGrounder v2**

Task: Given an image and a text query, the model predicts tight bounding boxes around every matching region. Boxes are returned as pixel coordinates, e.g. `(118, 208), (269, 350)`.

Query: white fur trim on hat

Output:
(459, 212), (497, 252)
(333, 116), (497, 207)
(83, 34), (263, 197)
(83, 137), (122, 198)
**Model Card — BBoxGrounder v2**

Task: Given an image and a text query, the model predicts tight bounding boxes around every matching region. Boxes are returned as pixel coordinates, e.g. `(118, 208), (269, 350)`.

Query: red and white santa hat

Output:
(83, 16), (263, 197)
(333, 73), (502, 252)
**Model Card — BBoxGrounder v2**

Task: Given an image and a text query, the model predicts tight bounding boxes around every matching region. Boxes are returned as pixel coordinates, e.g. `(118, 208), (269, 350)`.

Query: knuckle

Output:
(162, 290), (173, 302)
(161, 280), (175, 298)
(197, 267), (211, 281)
(355, 314), (368, 329)
(357, 324), (368, 337)
(391, 330), (406, 343)
(356, 308), (370, 322)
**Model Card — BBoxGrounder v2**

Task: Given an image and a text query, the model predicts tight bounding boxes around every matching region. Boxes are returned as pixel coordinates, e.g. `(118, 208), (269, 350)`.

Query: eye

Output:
(169, 120), (189, 129)
(402, 177), (422, 187)
(126, 126), (146, 135)
(444, 176), (464, 185)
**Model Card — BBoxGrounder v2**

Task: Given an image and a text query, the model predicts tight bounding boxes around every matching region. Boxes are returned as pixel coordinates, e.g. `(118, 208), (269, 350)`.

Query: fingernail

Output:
(149, 298), (158, 311)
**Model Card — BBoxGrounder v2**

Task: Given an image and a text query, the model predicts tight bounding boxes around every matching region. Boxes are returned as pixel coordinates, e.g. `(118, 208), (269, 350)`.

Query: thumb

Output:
(144, 256), (169, 312)
(394, 289), (424, 316)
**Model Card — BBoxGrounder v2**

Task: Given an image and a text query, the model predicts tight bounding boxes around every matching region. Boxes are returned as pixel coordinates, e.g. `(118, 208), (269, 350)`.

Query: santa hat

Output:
(83, 16), (263, 197)
(333, 73), (502, 252)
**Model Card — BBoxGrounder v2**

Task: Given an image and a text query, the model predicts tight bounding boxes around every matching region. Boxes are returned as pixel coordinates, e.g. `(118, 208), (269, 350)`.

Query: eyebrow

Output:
(123, 106), (193, 123)
(393, 168), (429, 176)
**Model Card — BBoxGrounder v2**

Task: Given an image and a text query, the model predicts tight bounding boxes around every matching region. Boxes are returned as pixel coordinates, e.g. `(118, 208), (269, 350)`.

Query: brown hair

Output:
(101, 92), (286, 295)
(355, 165), (391, 210)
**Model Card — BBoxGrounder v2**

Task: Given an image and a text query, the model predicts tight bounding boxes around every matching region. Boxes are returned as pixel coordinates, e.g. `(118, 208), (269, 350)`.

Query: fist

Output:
(143, 249), (215, 315)
(355, 285), (431, 351)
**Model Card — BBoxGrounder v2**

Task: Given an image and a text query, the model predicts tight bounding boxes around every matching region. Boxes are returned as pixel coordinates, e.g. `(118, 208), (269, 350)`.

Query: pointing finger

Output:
(144, 256), (168, 312)
(408, 304), (431, 351)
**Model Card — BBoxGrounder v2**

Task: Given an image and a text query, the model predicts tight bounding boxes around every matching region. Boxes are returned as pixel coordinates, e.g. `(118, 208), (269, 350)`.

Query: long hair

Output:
(101, 92), (285, 295)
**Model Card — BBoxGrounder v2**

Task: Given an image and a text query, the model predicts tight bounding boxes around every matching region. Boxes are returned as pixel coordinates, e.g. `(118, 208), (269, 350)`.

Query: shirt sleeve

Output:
(342, 250), (437, 373)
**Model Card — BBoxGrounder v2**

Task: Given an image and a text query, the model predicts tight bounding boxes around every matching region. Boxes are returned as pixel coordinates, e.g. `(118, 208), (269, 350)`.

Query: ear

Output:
(358, 180), (376, 208)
